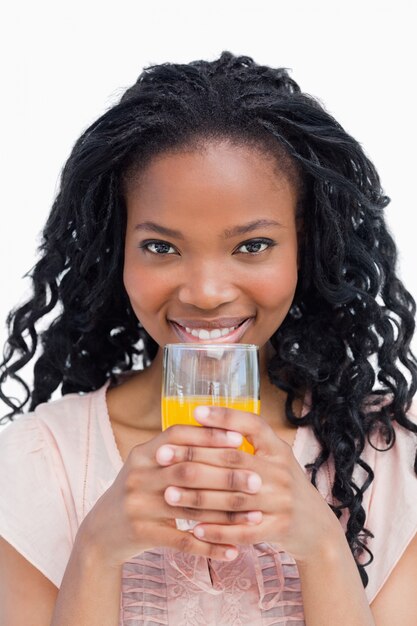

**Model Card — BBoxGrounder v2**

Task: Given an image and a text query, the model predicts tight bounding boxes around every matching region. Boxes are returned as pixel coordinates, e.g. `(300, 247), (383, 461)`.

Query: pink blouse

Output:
(0, 380), (416, 625)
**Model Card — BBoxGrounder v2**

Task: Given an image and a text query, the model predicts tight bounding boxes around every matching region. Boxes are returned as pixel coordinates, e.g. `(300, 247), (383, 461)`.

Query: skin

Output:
(2, 139), (416, 626)
(123, 140), (299, 359)
(111, 140), (301, 439)
(113, 139), (346, 560)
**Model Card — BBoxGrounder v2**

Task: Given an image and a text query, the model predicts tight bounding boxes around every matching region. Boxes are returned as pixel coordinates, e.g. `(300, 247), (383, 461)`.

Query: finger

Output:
(193, 406), (284, 455)
(163, 461), (262, 494)
(164, 484), (262, 513)
(159, 525), (240, 561)
(156, 444), (249, 468)
(156, 497), (262, 526)
(137, 491), (261, 527)
(133, 426), (243, 468)
(164, 501), (263, 526)
(192, 522), (260, 547)
(144, 491), (263, 526)
(162, 424), (243, 450)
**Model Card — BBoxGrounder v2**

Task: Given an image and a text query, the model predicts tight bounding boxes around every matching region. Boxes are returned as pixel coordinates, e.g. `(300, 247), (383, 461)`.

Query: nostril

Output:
(177, 282), (237, 309)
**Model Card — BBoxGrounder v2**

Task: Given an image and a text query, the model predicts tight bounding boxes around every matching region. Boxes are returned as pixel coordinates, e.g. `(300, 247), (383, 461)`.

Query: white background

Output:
(1, 0), (416, 421)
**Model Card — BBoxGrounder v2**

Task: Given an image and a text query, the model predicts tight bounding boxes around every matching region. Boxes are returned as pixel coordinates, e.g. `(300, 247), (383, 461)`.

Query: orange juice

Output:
(161, 395), (260, 454)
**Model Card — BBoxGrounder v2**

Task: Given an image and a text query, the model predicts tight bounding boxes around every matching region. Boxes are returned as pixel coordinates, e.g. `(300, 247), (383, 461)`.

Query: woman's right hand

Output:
(77, 424), (253, 567)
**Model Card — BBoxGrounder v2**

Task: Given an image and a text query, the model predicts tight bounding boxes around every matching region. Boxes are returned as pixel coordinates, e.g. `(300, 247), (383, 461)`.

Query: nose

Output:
(177, 260), (239, 310)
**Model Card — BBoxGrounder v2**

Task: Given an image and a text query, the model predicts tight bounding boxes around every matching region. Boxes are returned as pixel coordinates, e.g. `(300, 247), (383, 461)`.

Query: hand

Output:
(78, 423), (253, 568)
(156, 405), (342, 564)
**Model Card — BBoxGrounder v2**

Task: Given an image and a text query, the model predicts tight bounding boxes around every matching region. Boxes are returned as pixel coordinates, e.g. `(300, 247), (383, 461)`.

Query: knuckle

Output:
(126, 519), (142, 542)
(132, 518), (146, 537)
(203, 427), (218, 444)
(282, 473), (292, 490)
(230, 493), (246, 510)
(222, 449), (243, 466)
(124, 469), (141, 494)
(217, 407), (229, 426)
(178, 533), (194, 553)
(182, 507), (202, 519)
(227, 470), (240, 491)
(165, 424), (182, 441)
(185, 446), (194, 462)
(281, 493), (294, 515)
(278, 467), (292, 489)
(226, 510), (238, 523)
(123, 493), (143, 521)
(209, 528), (223, 543)
(278, 514), (291, 536)
(236, 526), (252, 544)
(207, 543), (222, 559)
(128, 446), (144, 466)
(191, 490), (203, 508)
(173, 462), (196, 483)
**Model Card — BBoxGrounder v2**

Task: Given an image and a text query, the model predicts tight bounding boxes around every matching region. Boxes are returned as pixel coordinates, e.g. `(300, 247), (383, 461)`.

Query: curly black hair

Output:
(1, 51), (416, 586)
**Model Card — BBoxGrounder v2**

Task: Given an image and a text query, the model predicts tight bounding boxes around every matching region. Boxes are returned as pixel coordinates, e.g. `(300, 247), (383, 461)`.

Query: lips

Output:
(171, 317), (251, 330)
(169, 317), (254, 343)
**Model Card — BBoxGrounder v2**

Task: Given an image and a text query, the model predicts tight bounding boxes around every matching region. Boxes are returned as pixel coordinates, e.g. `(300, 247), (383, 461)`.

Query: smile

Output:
(169, 318), (254, 343)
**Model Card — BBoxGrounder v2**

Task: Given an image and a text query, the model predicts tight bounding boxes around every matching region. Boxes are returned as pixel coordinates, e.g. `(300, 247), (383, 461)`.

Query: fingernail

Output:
(247, 473), (262, 493)
(157, 446), (174, 463)
(166, 487), (181, 503)
(194, 406), (210, 421)
(194, 526), (205, 538)
(247, 511), (262, 524)
(225, 548), (239, 560)
(226, 431), (243, 446)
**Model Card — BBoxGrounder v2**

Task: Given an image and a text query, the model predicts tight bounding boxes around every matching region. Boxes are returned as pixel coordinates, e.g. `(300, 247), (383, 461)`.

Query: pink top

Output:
(0, 380), (416, 625)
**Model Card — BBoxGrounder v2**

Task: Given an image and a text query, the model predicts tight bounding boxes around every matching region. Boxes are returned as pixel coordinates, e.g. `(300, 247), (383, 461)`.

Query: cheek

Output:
(123, 255), (157, 312)
(252, 262), (298, 311)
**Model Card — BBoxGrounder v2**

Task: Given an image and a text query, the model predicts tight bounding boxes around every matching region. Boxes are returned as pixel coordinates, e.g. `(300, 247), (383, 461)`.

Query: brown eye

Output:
(236, 238), (274, 254)
(140, 240), (177, 254)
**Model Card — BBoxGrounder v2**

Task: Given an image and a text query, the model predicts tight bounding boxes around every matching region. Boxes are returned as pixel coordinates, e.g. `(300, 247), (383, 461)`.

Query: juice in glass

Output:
(161, 395), (259, 454)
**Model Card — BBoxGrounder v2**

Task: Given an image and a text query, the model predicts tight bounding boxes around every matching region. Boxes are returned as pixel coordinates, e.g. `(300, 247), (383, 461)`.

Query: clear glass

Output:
(161, 343), (260, 531)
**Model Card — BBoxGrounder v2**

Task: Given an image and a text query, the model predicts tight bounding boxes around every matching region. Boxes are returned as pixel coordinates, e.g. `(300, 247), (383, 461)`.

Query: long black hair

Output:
(1, 51), (416, 586)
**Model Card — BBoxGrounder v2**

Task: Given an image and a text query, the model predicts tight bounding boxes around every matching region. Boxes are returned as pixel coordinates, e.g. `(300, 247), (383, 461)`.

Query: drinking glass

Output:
(161, 343), (260, 531)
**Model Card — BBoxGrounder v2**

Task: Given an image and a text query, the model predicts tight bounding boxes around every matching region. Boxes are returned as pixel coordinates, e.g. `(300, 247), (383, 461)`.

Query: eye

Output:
(139, 240), (178, 255)
(235, 238), (275, 255)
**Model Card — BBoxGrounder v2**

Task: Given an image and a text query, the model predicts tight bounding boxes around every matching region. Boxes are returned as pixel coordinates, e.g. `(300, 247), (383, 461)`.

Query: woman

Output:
(0, 52), (416, 625)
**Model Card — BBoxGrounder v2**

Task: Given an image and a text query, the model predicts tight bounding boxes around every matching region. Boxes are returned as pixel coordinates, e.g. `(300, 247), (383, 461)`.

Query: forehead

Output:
(124, 140), (298, 225)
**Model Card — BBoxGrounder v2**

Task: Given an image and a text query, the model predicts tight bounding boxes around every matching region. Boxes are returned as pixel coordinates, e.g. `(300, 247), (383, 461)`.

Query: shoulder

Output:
(360, 398), (417, 603)
(0, 388), (101, 501)
(362, 399), (417, 491)
(0, 381), (115, 522)
(0, 383), (116, 511)
(0, 384), (107, 456)
(32, 388), (94, 440)
(1, 389), (87, 433)
(0, 382), (112, 588)
(296, 397), (417, 603)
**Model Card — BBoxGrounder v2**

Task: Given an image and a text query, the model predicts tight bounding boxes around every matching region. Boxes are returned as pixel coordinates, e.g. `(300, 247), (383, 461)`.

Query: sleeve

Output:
(362, 402), (417, 603)
(0, 414), (74, 588)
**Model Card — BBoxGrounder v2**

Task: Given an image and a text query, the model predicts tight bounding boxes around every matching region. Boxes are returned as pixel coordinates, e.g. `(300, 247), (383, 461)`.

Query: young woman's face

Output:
(124, 140), (299, 354)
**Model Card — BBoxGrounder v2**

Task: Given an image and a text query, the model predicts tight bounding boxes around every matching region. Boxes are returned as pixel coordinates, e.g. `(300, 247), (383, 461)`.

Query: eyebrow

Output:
(134, 219), (282, 239)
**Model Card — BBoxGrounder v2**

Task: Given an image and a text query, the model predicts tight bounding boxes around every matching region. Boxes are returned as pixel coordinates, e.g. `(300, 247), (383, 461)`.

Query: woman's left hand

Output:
(156, 405), (342, 564)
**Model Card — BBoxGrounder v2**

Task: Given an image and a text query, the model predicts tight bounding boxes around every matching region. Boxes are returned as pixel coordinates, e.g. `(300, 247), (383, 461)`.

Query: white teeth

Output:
(182, 325), (239, 339)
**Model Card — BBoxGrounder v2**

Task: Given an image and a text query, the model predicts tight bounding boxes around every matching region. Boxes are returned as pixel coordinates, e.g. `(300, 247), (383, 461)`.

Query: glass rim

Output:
(163, 343), (258, 351)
